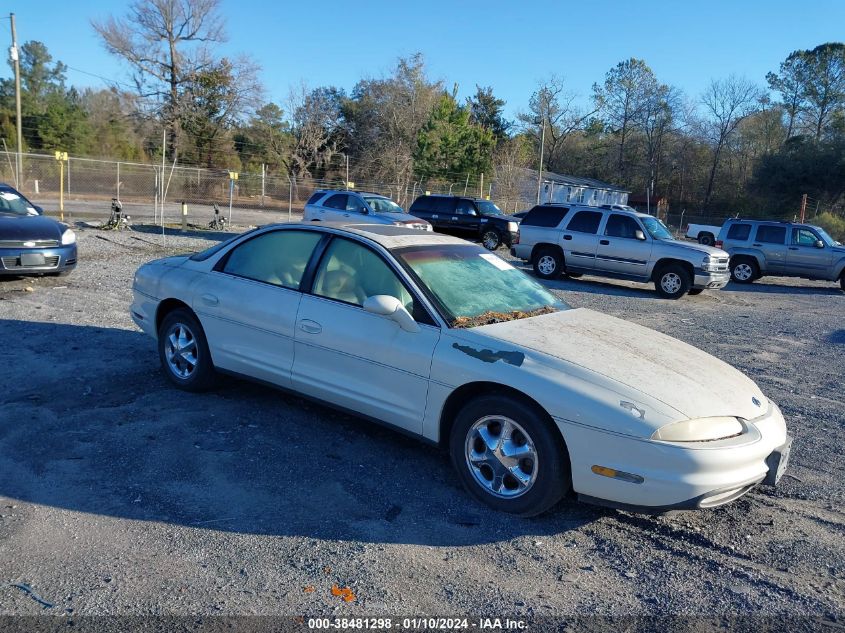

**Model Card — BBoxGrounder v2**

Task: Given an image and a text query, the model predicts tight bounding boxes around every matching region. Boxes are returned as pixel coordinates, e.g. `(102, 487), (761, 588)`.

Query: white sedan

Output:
(131, 223), (791, 516)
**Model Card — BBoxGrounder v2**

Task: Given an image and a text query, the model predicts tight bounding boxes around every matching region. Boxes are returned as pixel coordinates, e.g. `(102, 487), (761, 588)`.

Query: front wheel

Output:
(533, 247), (563, 280)
(158, 308), (217, 391)
(730, 258), (758, 283)
(481, 229), (502, 250)
(654, 264), (691, 299)
(449, 394), (570, 516)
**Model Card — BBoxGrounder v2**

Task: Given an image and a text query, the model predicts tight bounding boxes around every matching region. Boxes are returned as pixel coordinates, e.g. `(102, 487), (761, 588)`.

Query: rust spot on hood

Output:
(452, 342), (525, 367)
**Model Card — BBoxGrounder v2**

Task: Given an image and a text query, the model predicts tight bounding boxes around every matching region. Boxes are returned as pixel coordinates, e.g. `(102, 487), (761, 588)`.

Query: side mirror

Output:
(363, 295), (420, 333)
(815, 240), (825, 249)
(361, 208), (369, 214)
(635, 230), (646, 241)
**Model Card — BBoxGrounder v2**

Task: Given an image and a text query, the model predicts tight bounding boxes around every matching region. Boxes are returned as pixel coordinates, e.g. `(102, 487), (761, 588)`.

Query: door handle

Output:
(451, 217), (458, 220)
(432, 215), (439, 219)
(752, 243), (762, 247)
(298, 319), (322, 334)
(789, 247), (799, 251)
(599, 239), (610, 245)
(201, 293), (218, 306)
(343, 213), (350, 217)
(563, 234), (573, 241)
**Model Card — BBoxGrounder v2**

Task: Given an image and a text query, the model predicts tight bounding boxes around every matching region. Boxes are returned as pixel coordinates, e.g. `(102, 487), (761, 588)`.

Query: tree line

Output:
(1, 0), (843, 222)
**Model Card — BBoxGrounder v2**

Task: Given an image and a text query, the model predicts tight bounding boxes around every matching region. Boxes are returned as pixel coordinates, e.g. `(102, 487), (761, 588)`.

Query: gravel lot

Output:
(0, 222), (843, 625)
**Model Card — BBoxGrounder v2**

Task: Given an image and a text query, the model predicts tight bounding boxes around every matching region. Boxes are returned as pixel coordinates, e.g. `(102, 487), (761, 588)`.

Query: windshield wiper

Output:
(451, 305), (556, 328)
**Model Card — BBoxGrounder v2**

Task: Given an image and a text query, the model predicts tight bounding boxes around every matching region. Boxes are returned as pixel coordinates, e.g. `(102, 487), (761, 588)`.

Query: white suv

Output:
(303, 190), (432, 231)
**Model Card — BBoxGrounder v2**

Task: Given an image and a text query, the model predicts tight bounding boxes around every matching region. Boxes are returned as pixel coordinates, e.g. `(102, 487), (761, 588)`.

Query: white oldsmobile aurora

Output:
(131, 223), (792, 516)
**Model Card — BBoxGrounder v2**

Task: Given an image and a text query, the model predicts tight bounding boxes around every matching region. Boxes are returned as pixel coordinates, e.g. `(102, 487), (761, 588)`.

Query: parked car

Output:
(0, 183), (77, 277)
(716, 219), (845, 289)
(131, 223), (790, 516)
(303, 190), (431, 231)
(408, 194), (519, 250)
(685, 223), (723, 246)
(512, 204), (730, 299)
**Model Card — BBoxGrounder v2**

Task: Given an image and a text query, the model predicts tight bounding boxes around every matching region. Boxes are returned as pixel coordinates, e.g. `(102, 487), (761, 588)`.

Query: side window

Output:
(409, 196), (428, 212)
(755, 225), (787, 244)
(455, 199), (476, 215)
(433, 197), (455, 213)
(793, 228), (819, 246)
(222, 230), (322, 289)
(521, 206), (569, 228)
(566, 211), (603, 234)
(727, 223), (752, 240)
(313, 238), (418, 315)
(323, 194), (348, 210)
(345, 195), (368, 213)
(604, 214), (642, 239)
(306, 192), (324, 205)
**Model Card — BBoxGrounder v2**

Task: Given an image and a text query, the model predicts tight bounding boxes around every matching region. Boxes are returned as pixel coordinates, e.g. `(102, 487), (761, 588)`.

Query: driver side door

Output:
(786, 227), (832, 278)
(292, 237), (441, 434)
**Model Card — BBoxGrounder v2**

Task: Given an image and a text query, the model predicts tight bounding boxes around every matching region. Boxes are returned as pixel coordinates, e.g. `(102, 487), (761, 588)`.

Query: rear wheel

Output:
(158, 308), (217, 391)
(481, 229), (502, 251)
(449, 394), (570, 516)
(533, 247), (563, 280)
(698, 233), (715, 246)
(730, 257), (758, 284)
(654, 264), (691, 299)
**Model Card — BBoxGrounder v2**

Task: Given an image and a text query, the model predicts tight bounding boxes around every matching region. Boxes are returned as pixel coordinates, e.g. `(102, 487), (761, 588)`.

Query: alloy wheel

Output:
(465, 415), (539, 498)
(660, 272), (682, 295)
(164, 322), (199, 379)
(734, 263), (753, 281)
(482, 230), (501, 250)
(537, 255), (557, 276)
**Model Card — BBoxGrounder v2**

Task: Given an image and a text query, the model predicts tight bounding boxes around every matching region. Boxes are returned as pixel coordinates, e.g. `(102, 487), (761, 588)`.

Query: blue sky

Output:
(2, 0), (844, 119)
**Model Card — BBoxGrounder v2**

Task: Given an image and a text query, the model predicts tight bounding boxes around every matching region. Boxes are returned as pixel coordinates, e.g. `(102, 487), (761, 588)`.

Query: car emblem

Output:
(23, 241), (35, 247)
(752, 397), (761, 407)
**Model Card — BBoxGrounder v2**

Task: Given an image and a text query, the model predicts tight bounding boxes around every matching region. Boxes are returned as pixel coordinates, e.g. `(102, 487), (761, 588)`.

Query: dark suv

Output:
(408, 195), (519, 250)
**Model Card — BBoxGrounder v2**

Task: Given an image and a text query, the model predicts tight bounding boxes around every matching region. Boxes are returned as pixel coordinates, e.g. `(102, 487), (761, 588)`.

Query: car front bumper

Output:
(693, 269), (730, 289)
(557, 401), (789, 511)
(130, 289), (160, 338)
(0, 244), (77, 275)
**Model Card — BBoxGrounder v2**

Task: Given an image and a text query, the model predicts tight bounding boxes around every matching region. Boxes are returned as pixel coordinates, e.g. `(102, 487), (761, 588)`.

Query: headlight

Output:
(701, 255), (720, 272)
(61, 228), (76, 245)
(507, 221), (519, 233)
(651, 416), (744, 442)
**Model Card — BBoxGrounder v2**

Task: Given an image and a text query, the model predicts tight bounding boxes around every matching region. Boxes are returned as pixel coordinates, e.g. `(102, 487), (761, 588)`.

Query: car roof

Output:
(267, 222), (470, 250)
(313, 189), (388, 199)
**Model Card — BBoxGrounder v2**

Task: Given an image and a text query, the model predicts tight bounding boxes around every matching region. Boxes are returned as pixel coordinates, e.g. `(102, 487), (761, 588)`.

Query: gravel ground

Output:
(0, 223), (843, 625)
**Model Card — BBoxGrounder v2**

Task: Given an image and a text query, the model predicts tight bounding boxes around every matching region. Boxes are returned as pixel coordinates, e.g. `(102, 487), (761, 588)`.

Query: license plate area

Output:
(763, 435), (793, 486)
(20, 252), (46, 267)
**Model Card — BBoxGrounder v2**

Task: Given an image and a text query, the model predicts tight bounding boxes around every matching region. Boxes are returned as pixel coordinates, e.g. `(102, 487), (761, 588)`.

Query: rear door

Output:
(786, 226), (833, 278)
(594, 213), (653, 277)
(450, 199), (482, 237)
(408, 196), (434, 224)
(430, 197), (455, 231)
(560, 209), (604, 271)
(191, 229), (324, 388)
(752, 224), (788, 273)
(320, 193), (349, 222)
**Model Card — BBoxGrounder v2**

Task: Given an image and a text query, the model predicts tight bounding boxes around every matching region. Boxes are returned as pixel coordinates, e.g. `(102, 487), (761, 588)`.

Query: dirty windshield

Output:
(395, 244), (568, 327)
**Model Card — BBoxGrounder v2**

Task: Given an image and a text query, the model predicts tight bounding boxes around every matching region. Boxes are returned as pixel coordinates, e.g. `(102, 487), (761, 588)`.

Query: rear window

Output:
(755, 225), (787, 244)
(520, 206), (570, 228)
(726, 223), (752, 240)
(323, 194), (348, 210)
(306, 192), (324, 205)
(566, 211), (603, 234)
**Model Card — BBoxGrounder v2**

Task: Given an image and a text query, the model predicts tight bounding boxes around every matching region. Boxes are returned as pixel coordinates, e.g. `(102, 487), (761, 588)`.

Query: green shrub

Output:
(813, 212), (845, 242)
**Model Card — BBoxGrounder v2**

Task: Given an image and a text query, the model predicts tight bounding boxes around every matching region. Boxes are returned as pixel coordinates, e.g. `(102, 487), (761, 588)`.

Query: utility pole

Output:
(9, 13), (23, 188)
(536, 116), (546, 205)
(799, 193), (807, 223)
(345, 154), (350, 190)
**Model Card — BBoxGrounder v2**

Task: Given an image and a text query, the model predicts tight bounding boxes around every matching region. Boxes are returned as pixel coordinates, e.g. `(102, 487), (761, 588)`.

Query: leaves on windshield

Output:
(452, 306), (556, 328)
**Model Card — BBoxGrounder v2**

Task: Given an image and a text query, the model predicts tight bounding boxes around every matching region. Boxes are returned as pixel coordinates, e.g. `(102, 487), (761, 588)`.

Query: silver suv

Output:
(303, 190), (431, 231)
(717, 219), (845, 290)
(512, 204), (730, 299)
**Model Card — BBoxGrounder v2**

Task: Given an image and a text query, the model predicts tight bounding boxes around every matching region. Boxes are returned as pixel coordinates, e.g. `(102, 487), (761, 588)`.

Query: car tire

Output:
(730, 257), (758, 284)
(654, 264), (691, 299)
(533, 247), (563, 280)
(481, 229), (502, 251)
(158, 308), (217, 392)
(449, 394), (570, 517)
(698, 233), (715, 246)
(687, 288), (704, 296)
(840, 274), (845, 292)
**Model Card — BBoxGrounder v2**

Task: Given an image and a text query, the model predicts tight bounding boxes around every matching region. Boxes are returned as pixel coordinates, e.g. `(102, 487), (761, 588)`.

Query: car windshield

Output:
(641, 216), (674, 240)
(814, 227), (840, 246)
(0, 190), (38, 216)
(395, 244), (568, 327)
(476, 200), (502, 215)
(365, 197), (404, 213)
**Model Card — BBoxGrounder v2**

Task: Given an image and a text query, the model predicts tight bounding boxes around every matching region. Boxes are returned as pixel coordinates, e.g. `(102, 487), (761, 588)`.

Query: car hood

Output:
(464, 308), (766, 421)
(661, 240), (728, 257)
(0, 212), (64, 241)
(377, 212), (430, 225)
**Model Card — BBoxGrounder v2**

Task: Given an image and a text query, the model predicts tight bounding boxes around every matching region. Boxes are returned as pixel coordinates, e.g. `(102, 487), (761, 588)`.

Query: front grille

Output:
(0, 239), (60, 248)
(1, 255), (60, 269)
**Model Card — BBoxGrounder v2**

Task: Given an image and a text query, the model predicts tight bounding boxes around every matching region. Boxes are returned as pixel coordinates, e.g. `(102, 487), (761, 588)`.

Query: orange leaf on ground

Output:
(331, 585), (343, 596)
(303, 585), (315, 593)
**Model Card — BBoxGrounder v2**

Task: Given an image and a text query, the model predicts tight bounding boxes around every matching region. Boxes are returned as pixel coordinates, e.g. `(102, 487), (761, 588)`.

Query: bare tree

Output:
(92, 0), (227, 153)
(700, 76), (760, 210)
(492, 136), (532, 212)
(286, 82), (345, 179)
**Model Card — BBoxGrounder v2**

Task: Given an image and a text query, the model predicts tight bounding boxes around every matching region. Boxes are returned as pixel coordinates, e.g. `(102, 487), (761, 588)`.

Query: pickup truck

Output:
(685, 223), (723, 246)
(408, 195), (519, 250)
